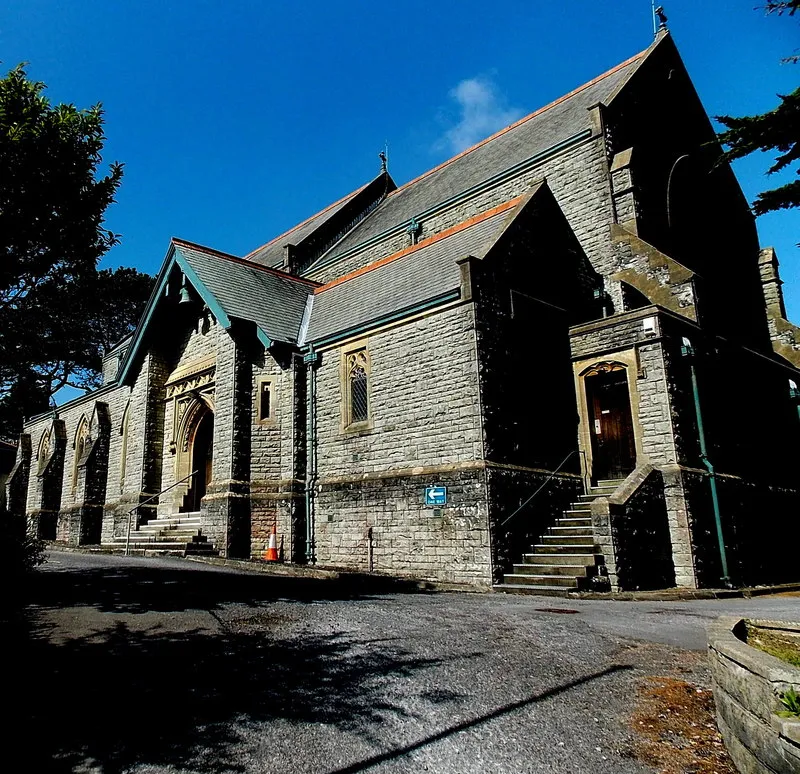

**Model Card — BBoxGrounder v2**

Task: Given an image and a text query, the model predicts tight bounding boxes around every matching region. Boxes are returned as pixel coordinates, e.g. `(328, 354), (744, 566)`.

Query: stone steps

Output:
(503, 573), (579, 587)
(512, 562), (599, 577)
(498, 479), (624, 593)
(101, 512), (217, 557)
(520, 552), (601, 566)
(556, 517), (593, 527)
(538, 534), (596, 547)
(549, 525), (594, 536)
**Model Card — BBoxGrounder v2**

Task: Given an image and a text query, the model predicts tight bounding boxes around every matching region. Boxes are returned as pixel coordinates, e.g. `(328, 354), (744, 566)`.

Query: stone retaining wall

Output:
(708, 617), (800, 773)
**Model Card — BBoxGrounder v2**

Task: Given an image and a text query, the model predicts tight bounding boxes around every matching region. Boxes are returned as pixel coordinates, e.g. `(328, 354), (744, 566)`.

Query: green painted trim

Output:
(306, 289), (461, 349)
(256, 327), (273, 350)
(117, 244), (178, 385)
(174, 254), (232, 329)
(118, 244), (237, 386)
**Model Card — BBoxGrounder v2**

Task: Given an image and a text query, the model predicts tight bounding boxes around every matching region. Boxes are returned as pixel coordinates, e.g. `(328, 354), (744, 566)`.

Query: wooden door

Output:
(185, 411), (214, 512)
(587, 369), (636, 481)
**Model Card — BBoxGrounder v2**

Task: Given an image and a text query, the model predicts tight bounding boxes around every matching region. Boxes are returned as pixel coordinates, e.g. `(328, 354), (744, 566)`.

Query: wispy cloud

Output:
(439, 76), (524, 154)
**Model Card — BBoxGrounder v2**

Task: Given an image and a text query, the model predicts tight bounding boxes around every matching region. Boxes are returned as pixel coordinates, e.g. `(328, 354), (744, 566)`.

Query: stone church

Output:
(7, 31), (800, 592)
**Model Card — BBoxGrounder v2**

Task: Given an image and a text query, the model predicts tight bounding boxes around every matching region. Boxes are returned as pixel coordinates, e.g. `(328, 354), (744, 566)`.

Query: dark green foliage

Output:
(0, 508), (45, 616)
(779, 687), (800, 718)
(0, 64), (154, 439)
(716, 87), (800, 215)
(715, 5), (799, 215)
(762, 1), (798, 16)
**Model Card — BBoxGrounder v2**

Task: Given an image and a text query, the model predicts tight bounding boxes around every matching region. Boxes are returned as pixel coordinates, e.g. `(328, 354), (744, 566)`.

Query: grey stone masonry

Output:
(6, 434), (31, 520)
(759, 247), (800, 369)
(571, 307), (678, 467)
(309, 303), (490, 583)
(709, 617), (800, 773)
(13, 33), (800, 592)
(57, 402), (112, 545)
(29, 418), (66, 539)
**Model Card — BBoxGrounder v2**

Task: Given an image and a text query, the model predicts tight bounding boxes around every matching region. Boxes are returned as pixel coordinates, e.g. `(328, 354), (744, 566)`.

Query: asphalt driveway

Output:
(9, 551), (800, 774)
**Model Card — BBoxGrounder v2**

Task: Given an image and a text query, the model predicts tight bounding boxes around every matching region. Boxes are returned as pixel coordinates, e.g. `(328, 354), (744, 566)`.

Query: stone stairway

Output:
(102, 512), (218, 556)
(497, 479), (623, 596)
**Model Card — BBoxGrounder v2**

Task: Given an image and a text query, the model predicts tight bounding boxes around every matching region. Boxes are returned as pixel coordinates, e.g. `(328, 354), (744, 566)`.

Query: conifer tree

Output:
(0, 64), (153, 439)
(715, 2), (799, 215)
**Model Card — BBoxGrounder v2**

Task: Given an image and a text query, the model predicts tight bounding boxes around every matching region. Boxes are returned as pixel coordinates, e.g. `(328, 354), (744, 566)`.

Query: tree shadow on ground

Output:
(3, 560), (456, 773)
(9, 613), (453, 773)
(24, 556), (433, 615)
(7, 559), (633, 774)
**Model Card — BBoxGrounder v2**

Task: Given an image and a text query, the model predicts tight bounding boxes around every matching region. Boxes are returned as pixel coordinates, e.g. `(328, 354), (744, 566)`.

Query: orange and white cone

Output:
(265, 525), (279, 562)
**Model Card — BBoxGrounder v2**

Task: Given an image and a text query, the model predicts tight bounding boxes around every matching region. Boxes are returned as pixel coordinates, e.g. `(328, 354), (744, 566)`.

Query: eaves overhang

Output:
(116, 242), (275, 386)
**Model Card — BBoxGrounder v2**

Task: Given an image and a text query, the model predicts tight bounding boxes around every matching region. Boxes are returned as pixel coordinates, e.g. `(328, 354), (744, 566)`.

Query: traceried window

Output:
(346, 348), (370, 427)
(72, 416), (90, 493)
(38, 428), (52, 473)
(119, 402), (130, 492)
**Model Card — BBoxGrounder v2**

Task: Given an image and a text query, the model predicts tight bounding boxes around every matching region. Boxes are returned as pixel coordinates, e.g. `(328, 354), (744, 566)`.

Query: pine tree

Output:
(715, 2), (799, 215)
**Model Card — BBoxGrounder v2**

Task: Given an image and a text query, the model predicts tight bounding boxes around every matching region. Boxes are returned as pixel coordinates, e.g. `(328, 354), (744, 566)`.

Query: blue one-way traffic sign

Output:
(424, 486), (447, 506)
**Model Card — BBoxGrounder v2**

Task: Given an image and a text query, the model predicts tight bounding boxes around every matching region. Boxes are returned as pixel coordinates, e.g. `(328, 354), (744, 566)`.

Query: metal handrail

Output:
(500, 450), (587, 527)
(125, 470), (198, 556)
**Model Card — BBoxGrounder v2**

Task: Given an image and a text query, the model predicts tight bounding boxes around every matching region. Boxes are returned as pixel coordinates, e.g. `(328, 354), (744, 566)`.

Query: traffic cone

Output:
(265, 525), (279, 562)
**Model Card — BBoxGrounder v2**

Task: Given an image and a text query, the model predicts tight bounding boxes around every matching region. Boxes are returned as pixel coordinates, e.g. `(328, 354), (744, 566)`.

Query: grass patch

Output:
(745, 622), (800, 668)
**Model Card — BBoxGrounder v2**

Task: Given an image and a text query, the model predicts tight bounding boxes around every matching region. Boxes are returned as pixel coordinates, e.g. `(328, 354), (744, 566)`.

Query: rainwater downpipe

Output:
(680, 337), (730, 587)
(789, 380), (800, 424)
(303, 346), (319, 564)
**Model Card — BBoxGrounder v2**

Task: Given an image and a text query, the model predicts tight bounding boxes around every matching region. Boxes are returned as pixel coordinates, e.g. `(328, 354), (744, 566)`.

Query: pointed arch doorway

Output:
(182, 409), (214, 513)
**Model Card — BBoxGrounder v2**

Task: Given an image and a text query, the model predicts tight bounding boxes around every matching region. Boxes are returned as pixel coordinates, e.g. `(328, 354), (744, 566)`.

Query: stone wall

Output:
(309, 303), (491, 583)
(487, 465), (583, 585)
(5, 435), (31, 520)
(607, 467), (675, 591)
(709, 617), (800, 774)
(248, 348), (289, 558)
(570, 308), (679, 477)
(58, 402), (112, 545)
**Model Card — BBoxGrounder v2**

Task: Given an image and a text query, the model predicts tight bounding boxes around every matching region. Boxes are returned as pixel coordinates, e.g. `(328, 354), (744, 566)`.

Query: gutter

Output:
(302, 289), (461, 351)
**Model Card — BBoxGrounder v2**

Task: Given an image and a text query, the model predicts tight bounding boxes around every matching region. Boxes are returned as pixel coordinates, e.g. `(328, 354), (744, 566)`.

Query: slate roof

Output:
(304, 200), (520, 345)
(174, 240), (316, 345)
(244, 172), (396, 269)
(244, 183), (369, 267)
(304, 49), (646, 272)
(123, 41), (656, 374)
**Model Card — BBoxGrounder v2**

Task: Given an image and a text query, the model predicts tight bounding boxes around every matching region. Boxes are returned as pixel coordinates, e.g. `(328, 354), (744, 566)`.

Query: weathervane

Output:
(654, 4), (668, 35)
(379, 145), (388, 174)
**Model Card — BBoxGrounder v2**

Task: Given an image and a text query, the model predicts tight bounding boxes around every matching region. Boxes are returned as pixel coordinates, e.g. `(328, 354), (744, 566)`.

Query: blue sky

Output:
(2, 0), (798, 318)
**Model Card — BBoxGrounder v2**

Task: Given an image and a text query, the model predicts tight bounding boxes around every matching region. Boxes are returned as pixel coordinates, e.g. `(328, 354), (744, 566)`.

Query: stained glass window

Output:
(346, 349), (369, 425)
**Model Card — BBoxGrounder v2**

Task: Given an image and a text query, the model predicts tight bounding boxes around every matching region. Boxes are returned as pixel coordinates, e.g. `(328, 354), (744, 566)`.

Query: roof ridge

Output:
(243, 178), (375, 260)
(385, 47), (648, 201)
(313, 196), (523, 296)
(172, 237), (320, 287)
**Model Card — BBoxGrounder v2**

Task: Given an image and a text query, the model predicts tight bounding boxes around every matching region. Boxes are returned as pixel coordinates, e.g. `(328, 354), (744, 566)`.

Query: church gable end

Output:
(17, 32), (800, 593)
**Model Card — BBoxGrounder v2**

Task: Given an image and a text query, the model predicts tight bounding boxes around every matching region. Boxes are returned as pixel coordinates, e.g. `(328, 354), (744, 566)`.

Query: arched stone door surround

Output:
(574, 355), (645, 486)
(174, 394), (215, 513)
